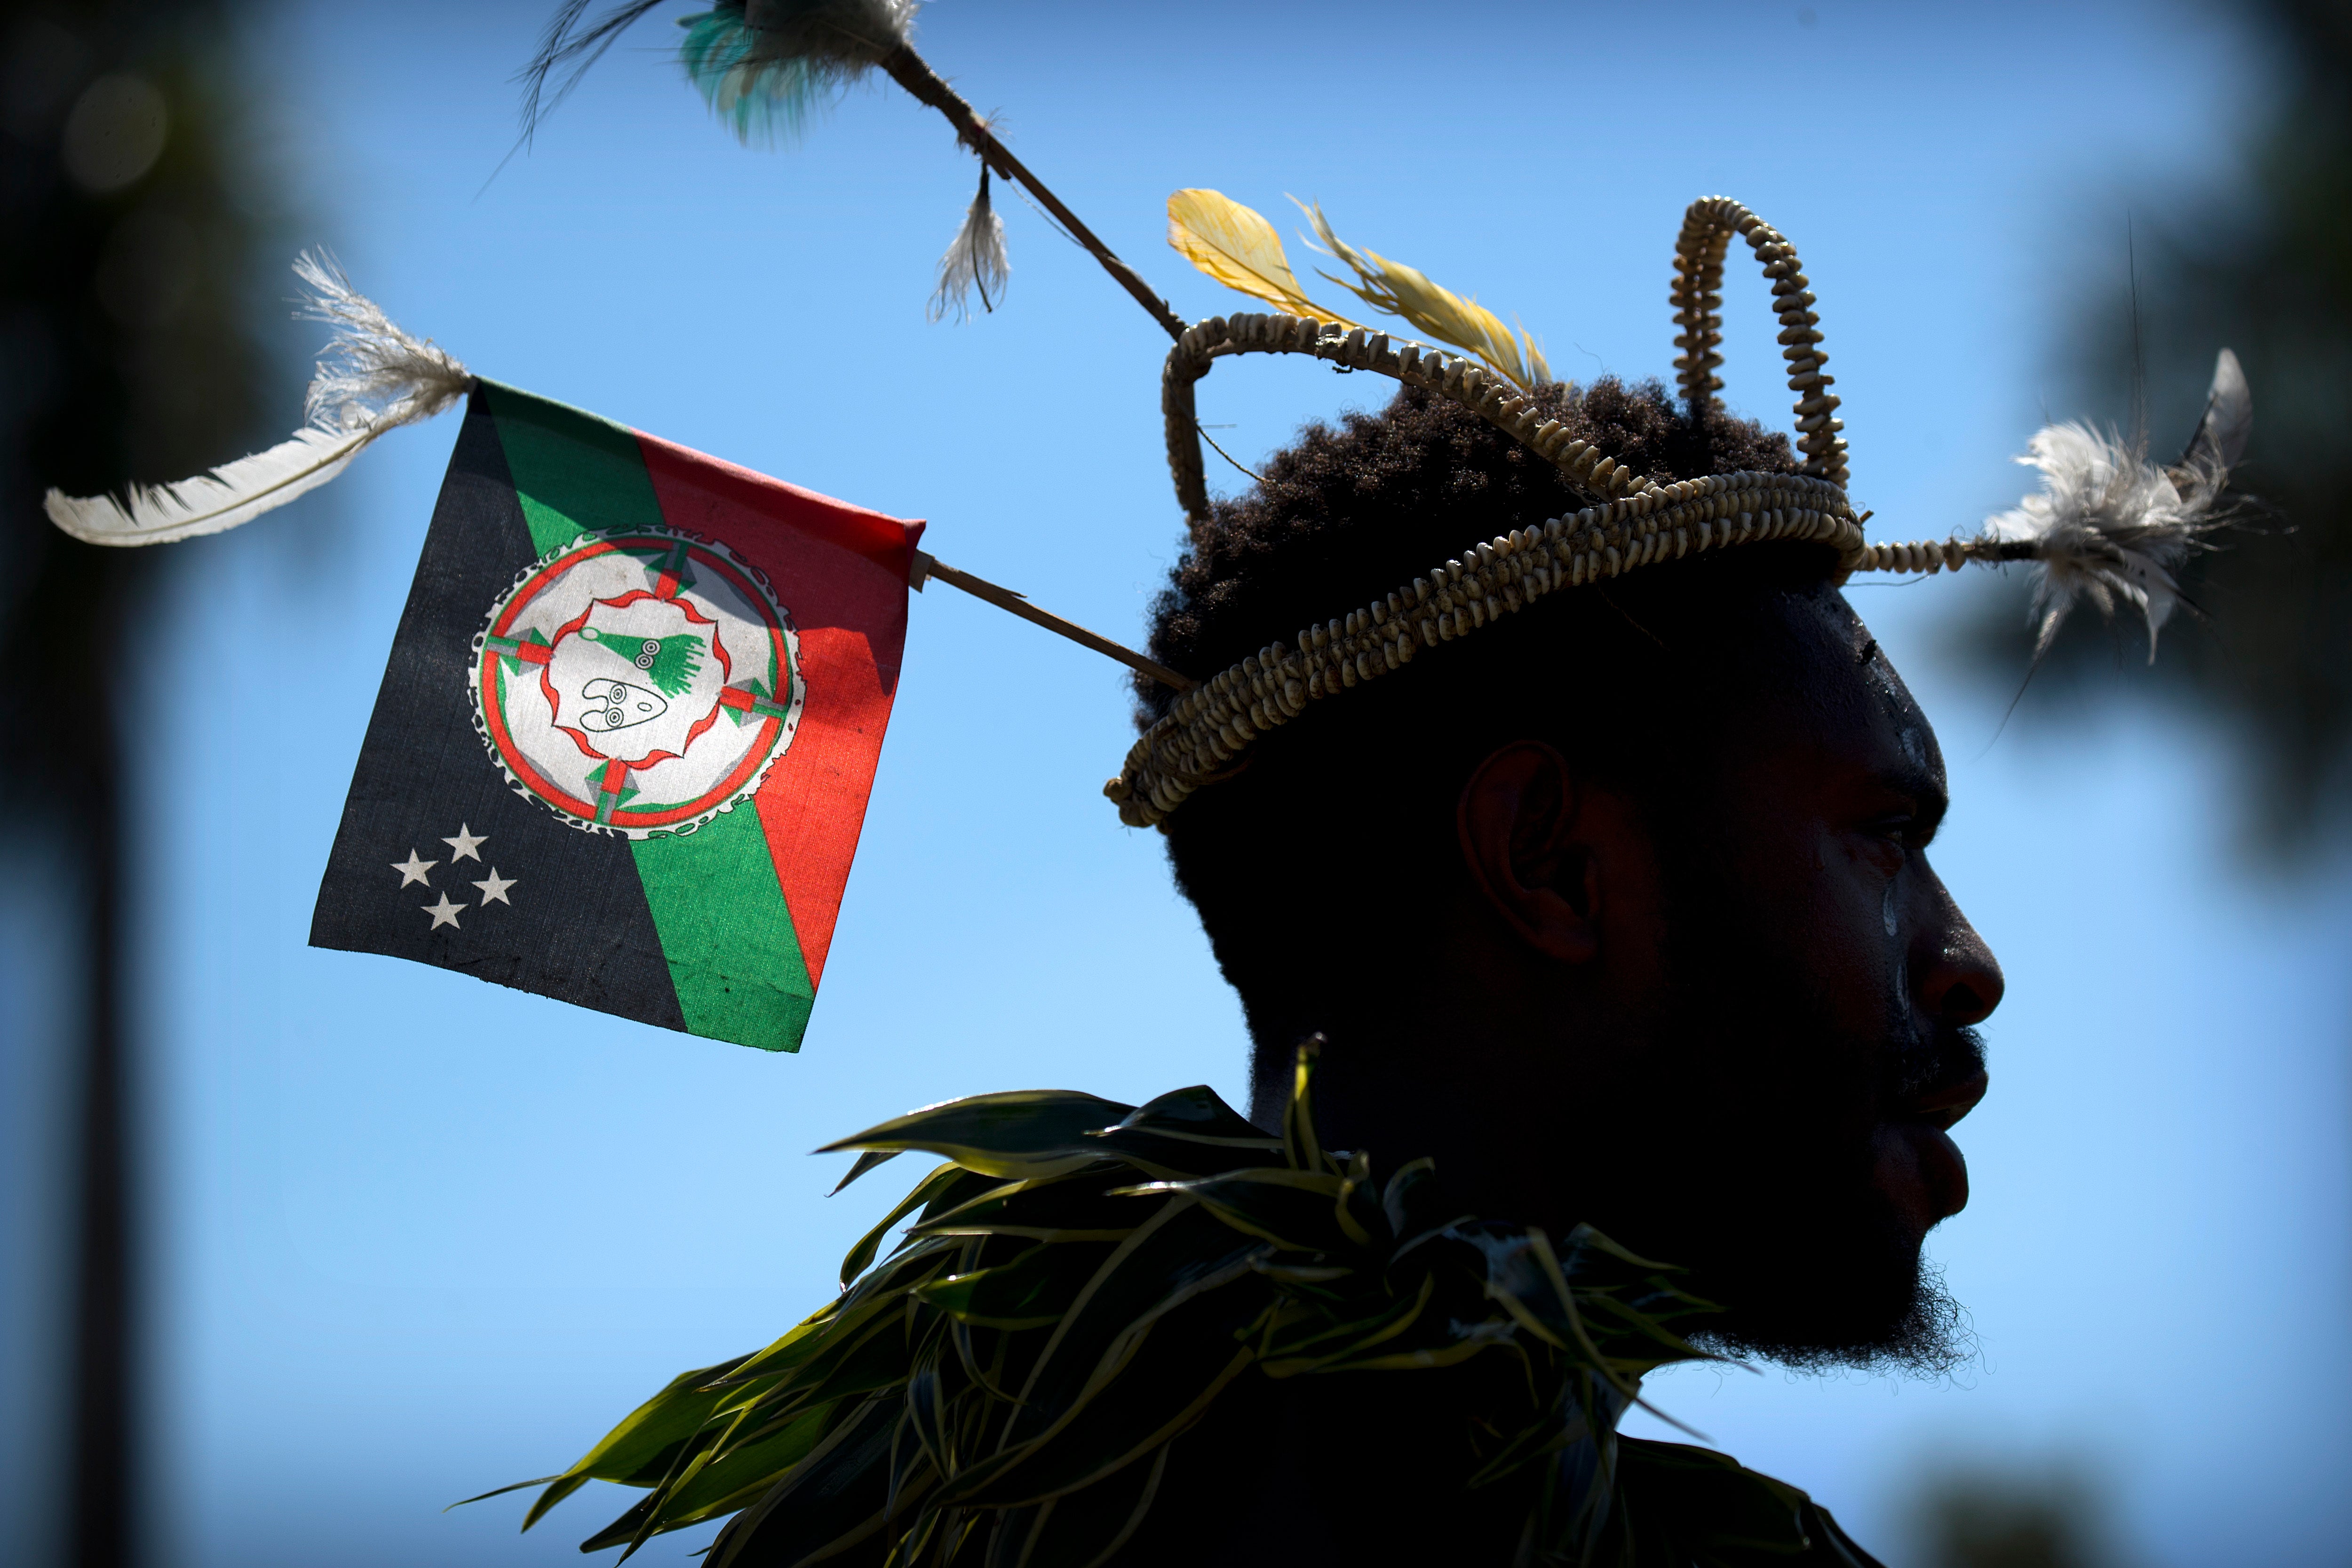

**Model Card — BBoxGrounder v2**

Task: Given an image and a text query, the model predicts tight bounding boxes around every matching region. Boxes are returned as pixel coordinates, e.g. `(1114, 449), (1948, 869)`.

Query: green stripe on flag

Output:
(630, 807), (816, 1052)
(480, 380), (666, 555)
(481, 378), (818, 1052)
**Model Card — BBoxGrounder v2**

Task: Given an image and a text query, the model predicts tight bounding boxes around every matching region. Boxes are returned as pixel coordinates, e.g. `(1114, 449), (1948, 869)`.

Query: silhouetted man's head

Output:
(1142, 380), (2003, 1370)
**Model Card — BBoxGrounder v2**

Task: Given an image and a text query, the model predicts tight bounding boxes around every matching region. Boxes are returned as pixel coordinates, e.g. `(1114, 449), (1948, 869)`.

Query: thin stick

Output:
(879, 46), (1186, 342)
(912, 551), (1194, 691)
(1195, 420), (1265, 485)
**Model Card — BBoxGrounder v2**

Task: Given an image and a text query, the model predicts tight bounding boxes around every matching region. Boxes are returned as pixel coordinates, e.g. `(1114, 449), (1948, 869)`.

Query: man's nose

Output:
(1916, 878), (2003, 1027)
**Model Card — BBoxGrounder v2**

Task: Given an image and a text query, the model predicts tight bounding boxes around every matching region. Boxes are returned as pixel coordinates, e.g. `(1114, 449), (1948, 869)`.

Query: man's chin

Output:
(1873, 1119), (1971, 1234)
(1692, 1239), (1972, 1377)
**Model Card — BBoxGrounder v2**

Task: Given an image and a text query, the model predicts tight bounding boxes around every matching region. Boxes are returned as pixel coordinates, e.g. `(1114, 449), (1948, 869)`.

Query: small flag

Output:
(310, 382), (924, 1053)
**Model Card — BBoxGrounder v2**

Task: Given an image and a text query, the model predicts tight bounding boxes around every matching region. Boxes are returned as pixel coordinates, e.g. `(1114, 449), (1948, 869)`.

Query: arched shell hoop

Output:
(1672, 196), (1850, 490)
(1163, 197), (1853, 534)
(1164, 314), (1658, 541)
(1106, 470), (1863, 827)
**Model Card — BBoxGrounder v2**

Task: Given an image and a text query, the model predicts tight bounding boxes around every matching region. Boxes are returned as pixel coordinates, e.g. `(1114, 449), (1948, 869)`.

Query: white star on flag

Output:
(472, 868), (517, 907)
(442, 824), (488, 862)
(392, 850), (437, 887)
(422, 893), (464, 930)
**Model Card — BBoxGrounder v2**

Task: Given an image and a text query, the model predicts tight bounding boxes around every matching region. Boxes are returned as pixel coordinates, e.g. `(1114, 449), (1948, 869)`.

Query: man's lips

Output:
(1879, 1069), (1990, 1228)
(1902, 1068), (1990, 1131)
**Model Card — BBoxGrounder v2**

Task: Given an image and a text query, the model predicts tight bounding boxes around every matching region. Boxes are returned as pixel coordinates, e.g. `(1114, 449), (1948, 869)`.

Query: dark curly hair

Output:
(1137, 377), (1842, 1103)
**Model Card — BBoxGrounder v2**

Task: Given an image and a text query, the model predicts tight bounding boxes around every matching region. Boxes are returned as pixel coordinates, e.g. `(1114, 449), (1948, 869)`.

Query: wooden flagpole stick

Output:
(911, 550), (1194, 692)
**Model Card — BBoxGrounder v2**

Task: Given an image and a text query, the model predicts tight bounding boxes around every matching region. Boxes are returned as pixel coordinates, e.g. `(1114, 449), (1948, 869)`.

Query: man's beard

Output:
(1587, 862), (1985, 1375)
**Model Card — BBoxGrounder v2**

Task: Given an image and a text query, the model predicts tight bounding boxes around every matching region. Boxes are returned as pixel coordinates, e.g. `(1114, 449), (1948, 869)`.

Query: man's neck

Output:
(1243, 978), (1654, 1233)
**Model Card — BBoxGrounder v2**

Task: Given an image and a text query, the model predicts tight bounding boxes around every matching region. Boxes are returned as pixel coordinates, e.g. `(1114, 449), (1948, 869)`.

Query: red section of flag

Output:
(634, 435), (923, 986)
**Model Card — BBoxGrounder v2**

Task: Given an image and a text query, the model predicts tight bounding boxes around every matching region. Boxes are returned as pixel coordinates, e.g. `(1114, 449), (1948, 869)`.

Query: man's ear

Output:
(1457, 740), (1603, 964)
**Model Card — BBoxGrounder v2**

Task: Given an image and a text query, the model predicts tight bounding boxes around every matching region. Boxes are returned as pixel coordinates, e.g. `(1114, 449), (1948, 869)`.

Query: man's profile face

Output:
(1585, 589), (2001, 1367)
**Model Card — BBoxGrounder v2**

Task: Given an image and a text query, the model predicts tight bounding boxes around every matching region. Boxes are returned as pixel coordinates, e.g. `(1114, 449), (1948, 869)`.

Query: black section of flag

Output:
(309, 390), (686, 1031)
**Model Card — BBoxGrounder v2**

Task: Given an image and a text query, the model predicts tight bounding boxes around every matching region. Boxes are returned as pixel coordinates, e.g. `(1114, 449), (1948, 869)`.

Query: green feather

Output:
(676, 1), (906, 146)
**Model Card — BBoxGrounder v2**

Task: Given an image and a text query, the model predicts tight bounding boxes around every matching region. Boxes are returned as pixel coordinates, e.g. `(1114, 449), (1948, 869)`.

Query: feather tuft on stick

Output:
(45, 252), (472, 547)
(1982, 348), (2250, 661)
(677, 0), (916, 144)
(928, 164), (1009, 322)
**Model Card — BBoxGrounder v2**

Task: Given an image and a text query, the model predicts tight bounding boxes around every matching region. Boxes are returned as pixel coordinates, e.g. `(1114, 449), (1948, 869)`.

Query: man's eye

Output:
(1864, 815), (1916, 849)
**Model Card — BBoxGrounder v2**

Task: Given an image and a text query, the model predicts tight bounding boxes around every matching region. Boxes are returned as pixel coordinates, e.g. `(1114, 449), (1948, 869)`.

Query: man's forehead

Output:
(1742, 591), (1947, 790)
(1847, 613), (1945, 786)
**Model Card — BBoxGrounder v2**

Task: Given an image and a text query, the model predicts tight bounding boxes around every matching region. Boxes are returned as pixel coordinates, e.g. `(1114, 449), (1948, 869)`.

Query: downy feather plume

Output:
(1985, 347), (2250, 661)
(676, 0), (915, 144)
(1298, 199), (1551, 390)
(1165, 188), (1362, 326)
(44, 252), (472, 547)
(928, 164), (1009, 322)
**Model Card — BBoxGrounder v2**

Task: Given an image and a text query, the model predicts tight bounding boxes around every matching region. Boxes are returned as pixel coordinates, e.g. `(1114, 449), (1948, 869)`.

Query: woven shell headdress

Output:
(1104, 192), (2252, 828)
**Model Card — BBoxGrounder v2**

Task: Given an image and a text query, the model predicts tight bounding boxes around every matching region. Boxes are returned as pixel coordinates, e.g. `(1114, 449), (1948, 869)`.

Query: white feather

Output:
(927, 167), (1009, 323)
(44, 426), (375, 547)
(292, 251), (472, 432)
(1985, 350), (2249, 662)
(2172, 345), (2251, 510)
(44, 251), (473, 547)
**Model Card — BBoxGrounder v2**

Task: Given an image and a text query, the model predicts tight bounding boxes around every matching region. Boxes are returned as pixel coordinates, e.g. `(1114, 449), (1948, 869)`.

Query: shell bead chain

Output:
(1105, 470), (1861, 828)
(1849, 536), (2047, 574)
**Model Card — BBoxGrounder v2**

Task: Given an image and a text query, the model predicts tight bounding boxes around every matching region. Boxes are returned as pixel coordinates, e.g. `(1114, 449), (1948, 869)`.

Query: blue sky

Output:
(5, 2), (2347, 1565)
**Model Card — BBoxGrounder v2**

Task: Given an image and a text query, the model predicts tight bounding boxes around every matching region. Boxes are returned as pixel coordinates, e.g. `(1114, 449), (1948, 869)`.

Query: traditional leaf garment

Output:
(493, 1047), (1881, 1567)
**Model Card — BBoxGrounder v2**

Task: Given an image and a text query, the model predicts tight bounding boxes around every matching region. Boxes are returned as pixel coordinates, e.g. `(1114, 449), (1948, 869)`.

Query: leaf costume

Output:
(504, 1049), (1883, 1567)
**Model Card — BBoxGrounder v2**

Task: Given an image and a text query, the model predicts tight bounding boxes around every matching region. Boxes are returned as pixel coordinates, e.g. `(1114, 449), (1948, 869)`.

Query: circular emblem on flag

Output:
(469, 525), (804, 839)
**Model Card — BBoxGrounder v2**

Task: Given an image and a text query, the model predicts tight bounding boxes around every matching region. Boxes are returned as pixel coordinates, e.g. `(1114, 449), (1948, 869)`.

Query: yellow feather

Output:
(1166, 189), (1360, 325)
(1297, 199), (1545, 390)
(1521, 327), (1553, 388)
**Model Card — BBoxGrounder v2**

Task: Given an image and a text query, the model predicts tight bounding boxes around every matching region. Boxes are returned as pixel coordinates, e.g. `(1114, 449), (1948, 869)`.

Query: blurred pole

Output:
(69, 719), (127, 1568)
(0, 4), (278, 1563)
(1957, 0), (2352, 850)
